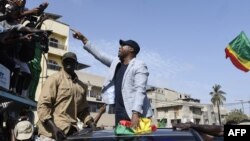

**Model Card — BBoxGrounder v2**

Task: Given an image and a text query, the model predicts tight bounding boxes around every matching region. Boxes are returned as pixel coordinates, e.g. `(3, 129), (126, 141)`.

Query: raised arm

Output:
(0, 30), (33, 45)
(20, 2), (49, 18)
(72, 30), (113, 67)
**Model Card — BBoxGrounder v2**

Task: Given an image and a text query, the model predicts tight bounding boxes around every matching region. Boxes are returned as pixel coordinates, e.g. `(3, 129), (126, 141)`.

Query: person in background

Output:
(172, 121), (227, 141)
(172, 119), (250, 138)
(0, 0), (50, 97)
(26, 14), (50, 100)
(72, 30), (153, 129)
(37, 52), (96, 141)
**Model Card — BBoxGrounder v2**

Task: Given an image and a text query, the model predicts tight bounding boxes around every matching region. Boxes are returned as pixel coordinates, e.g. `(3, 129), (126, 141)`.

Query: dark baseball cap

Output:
(62, 52), (78, 63)
(119, 39), (140, 55)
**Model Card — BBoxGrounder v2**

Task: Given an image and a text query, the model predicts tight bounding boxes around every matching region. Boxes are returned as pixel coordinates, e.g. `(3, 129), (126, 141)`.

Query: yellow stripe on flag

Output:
(227, 46), (250, 70)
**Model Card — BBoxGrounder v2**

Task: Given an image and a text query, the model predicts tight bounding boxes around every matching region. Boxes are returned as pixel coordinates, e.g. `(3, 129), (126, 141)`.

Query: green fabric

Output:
(28, 43), (42, 100)
(157, 118), (167, 128)
(114, 123), (135, 135)
(229, 31), (250, 60)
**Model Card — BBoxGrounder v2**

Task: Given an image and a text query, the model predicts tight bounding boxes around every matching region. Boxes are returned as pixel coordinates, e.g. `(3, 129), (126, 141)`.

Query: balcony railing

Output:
(96, 95), (102, 101)
(193, 114), (202, 119)
(49, 41), (66, 50)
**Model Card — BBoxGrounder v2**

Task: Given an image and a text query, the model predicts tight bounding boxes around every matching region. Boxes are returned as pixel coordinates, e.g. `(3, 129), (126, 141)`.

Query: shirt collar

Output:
(62, 69), (78, 82)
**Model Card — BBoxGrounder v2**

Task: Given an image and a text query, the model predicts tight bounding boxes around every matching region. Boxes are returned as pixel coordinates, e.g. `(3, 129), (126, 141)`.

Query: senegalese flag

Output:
(225, 31), (250, 72)
(114, 118), (157, 135)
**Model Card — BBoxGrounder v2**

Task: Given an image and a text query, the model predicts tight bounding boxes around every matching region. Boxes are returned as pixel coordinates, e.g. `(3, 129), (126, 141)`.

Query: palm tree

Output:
(209, 84), (226, 125)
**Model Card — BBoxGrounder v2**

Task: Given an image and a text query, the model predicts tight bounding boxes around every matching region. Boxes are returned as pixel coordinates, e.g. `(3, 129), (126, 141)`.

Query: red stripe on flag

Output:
(225, 48), (249, 72)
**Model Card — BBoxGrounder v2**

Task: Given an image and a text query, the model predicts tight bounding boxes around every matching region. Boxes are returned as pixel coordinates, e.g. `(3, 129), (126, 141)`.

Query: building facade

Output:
(75, 71), (115, 127)
(146, 86), (228, 127)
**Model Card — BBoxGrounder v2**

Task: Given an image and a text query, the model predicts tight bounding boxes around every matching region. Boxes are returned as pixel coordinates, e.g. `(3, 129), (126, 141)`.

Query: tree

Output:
(225, 109), (248, 123)
(209, 84), (226, 125)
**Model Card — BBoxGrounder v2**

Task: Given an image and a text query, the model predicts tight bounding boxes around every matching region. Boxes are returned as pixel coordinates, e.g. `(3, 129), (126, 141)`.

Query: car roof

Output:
(66, 128), (204, 141)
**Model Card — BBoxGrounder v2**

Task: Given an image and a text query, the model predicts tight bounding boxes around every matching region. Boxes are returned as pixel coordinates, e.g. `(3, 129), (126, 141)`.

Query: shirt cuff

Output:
(83, 115), (94, 124)
(84, 41), (91, 48)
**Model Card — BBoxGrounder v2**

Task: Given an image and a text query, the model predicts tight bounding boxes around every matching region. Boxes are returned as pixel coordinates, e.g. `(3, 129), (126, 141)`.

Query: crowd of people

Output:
(0, 0), (50, 99)
(0, 0), (51, 140)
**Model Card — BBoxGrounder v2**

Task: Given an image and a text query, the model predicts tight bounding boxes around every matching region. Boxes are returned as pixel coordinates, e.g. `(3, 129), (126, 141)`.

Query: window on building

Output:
(89, 87), (101, 98)
(49, 38), (59, 48)
(194, 118), (200, 124)
(171, 119), (181, 124)
(190, 107), (202, 115)
(90, 92), (96, 98)
(47, 59), (61, 71)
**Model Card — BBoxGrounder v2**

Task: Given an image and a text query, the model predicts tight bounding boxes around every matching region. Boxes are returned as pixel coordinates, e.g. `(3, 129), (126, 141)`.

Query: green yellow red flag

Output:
(225, 31), (250, 72)
(114, 118), (157, 135)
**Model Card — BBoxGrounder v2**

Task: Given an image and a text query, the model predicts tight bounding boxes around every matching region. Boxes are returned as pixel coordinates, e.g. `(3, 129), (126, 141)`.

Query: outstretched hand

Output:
(130, 113), (140, 129)
(36, 2), (49, 15)
(21, 33), (34, 42)
(21, 2), (49, 17)
(71, 29), (88, 45)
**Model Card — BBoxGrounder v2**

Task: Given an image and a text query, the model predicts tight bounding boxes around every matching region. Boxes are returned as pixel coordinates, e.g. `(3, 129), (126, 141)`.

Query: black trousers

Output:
(115, 111), (130, 126)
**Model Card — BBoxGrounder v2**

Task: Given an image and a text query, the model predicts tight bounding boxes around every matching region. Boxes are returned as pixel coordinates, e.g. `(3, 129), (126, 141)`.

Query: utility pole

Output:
(236, 100), (244, 114)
